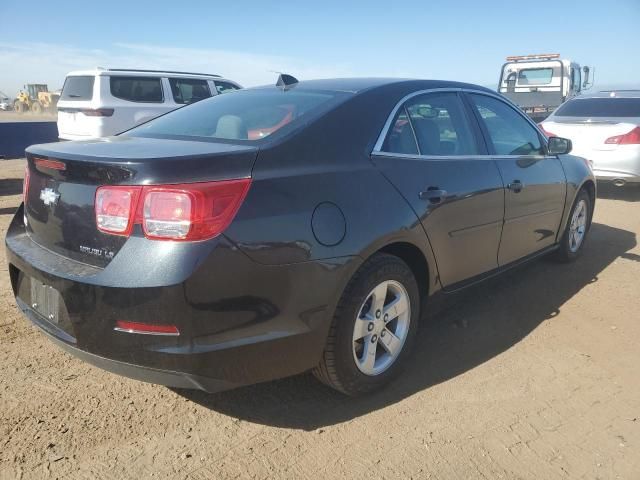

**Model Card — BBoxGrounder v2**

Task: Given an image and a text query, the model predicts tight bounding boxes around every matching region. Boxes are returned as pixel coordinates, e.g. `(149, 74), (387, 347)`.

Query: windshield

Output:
(555, 98), (640, 117)
(125, 88), (346, 142)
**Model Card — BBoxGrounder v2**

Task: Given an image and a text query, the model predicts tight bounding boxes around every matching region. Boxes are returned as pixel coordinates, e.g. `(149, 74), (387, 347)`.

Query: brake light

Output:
(605, 126), (640, 145)
(81, 108), (114, 117)
(33, 157), (66, 171)
(95, 186), (141, 235)
(538, 124), (557, 138)
(23, 166), (30, 204)
(95, 179), (251, 241)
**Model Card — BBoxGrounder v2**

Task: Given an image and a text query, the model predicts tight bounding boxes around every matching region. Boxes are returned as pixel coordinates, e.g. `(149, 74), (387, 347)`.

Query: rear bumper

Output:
(573, 147), (640, 182)
(6, 206), (358, 392)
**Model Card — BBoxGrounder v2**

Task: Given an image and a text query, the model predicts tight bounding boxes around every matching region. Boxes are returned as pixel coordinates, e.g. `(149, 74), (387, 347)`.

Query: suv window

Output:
(60, 76), (95, 101)
(214, 81), (239, 95)
(169, 78), (211, 104)
(110, 76), (163, 103)
(382, 92), (478, 156)
(470, 94), (544, 156)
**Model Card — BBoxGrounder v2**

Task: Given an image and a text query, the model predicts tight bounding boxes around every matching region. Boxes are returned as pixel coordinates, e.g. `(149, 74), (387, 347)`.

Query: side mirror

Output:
(548, 136), (572, 155)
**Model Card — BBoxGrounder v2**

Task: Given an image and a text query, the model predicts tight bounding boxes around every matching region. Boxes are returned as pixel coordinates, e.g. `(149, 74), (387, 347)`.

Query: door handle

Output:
(508, 180), (524, 192)
(419, 187), (448, 203)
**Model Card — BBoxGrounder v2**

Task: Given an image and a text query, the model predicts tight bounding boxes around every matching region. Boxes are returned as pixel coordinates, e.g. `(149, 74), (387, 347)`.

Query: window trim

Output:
(372, 87), (549, 160)
(109, 75), (165, 104)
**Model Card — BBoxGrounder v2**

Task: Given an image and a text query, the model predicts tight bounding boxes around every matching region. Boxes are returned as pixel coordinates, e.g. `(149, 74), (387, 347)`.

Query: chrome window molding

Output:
(372, 87), (549, 157)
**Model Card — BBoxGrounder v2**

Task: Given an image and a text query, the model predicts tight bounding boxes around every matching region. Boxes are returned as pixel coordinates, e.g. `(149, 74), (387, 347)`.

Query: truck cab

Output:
(498, 53), (592, 122)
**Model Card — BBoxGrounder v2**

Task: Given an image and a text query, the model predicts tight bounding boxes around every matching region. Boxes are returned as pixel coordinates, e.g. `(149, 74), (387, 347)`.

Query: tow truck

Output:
(498, 53), (593, 122)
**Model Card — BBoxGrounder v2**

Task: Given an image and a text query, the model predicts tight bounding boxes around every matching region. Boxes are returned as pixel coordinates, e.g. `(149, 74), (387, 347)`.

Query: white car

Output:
(57, 69), (242, 140)
(541, 90), (640, 186)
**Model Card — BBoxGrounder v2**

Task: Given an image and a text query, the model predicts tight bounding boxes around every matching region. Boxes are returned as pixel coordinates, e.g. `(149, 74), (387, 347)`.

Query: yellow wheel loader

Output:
(13, 84), (60, 114)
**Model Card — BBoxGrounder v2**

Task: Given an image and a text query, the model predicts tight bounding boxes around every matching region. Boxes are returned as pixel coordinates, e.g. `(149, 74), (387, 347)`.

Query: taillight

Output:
(23, 166), (30, 204)
(95, 179), (251, 241)
(33, 157), (66, 171)
(114, 320), (179, 336)
(95, 186), (141, 236)
(538, 124), (557, 138)
(605, 126), (640, 145)
(81, 108), (114, 117)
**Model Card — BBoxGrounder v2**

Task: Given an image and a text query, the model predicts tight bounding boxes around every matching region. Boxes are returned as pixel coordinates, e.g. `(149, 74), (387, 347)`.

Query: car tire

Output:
(555, 189), (591, 262)
(313, 253), (420, 396)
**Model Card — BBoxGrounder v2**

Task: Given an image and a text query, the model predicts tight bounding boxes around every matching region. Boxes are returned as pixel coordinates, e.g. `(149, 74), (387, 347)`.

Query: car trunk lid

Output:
(24, 137), (257, 267)
(542, 120), (639, 155)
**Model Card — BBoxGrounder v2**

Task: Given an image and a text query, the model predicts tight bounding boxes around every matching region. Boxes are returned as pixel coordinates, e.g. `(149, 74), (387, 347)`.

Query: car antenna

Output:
(275, 73), (298, 90)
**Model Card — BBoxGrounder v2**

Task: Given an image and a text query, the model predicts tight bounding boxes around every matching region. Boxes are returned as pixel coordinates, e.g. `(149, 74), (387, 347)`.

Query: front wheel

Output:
(313, 253), (420, 395)
(555, 189), (591, 262)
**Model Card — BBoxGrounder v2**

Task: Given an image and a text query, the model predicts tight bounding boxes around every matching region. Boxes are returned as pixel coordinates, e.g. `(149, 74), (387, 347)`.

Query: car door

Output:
(371, 91), (505, 288)
(465, 92), (567, 266)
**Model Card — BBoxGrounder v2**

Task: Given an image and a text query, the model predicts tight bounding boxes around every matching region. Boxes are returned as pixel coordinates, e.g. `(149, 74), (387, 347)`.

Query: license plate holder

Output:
(30, 279), (61, 324)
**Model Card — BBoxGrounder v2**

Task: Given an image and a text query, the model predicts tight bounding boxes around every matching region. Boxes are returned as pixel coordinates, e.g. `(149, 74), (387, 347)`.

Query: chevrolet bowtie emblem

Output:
(40, 188), (60, 206)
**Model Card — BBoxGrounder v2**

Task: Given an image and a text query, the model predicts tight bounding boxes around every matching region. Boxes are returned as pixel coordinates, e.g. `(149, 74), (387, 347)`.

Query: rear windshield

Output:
(124, 88), (345, 142)
(555, 98), (640, 117)
(60, 76), (95, 101)
(517, 68), (553, 85)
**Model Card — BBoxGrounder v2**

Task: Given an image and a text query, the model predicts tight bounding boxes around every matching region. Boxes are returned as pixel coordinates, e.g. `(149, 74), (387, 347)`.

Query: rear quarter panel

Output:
(557, 153), (596, 234)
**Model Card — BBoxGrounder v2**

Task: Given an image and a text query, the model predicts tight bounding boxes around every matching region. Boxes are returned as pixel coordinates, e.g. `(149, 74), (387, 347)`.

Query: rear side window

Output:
(382, 92), (478, 156)
(169, 78), (211, 104)
(214, 81), (240, 95)
(60, 76), (95, 101)
(125, 89), (344, 142)
(555, 98), (640, 117)
(470, 94), (544, 156)
(110, 76), (163, 103)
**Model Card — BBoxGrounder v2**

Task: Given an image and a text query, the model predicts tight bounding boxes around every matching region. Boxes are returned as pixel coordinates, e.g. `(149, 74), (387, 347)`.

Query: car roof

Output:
(253, 77), (495, 95)
(64, 69), (228, 80)
(573, 90), (640, 99)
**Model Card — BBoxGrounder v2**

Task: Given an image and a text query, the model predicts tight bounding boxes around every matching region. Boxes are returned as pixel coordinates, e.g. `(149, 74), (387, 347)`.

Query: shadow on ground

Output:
(597, 181), (640, 202)
(0, 179), (23, 197)
(176, 222), (636, 430)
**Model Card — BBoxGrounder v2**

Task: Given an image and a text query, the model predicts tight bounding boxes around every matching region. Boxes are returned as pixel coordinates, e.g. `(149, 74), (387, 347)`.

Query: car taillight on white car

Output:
(95, 179), (251, 241)
(604, 126), (640, 145)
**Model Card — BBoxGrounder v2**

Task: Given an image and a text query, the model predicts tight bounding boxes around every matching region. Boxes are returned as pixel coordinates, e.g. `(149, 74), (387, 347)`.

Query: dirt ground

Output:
(0, 112), (57, 123)
(0, 158), (638, 480)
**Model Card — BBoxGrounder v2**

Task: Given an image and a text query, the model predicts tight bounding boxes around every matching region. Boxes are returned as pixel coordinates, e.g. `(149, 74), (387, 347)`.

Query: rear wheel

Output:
(313, 253), (419, 395)
(555, 189), (591, 262)
(31, 101), (42, 114)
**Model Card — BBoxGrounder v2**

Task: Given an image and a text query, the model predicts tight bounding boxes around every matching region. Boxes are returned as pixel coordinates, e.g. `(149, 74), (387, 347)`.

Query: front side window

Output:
(169, 78), (211, 104)
(60, 76), (95, 101)
(571, 68), (582, 92)
(470, 94), (544, 156)
(125, 89), (345, 142)
(110, 76), (163, 103)
(214, 81), (240, 95)
(517, 68), (553, 85)
(382, 92), (478, 156)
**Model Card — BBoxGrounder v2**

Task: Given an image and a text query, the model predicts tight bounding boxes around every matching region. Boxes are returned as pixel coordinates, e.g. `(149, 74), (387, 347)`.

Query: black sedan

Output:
(6, 77), (595, 395)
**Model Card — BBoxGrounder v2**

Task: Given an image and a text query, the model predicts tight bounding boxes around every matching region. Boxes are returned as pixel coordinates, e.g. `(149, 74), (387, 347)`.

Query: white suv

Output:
(57, 69), (242, 140)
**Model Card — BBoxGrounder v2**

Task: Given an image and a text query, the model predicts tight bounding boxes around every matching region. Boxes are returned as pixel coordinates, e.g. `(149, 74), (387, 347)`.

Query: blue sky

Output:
(1, 0), (639, 94)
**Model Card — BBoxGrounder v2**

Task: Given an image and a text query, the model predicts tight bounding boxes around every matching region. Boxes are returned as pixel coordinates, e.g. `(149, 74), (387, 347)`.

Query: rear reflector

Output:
(114, 320), (179, 336)
(34, 157), (66, 171)
(95, 179), (251, 241)
(81, 108), (114, 117)
(605, 126), (640, 145)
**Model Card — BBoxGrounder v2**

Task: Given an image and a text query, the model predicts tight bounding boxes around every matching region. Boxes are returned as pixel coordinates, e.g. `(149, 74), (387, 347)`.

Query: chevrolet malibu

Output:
(6, 78), (595, 395)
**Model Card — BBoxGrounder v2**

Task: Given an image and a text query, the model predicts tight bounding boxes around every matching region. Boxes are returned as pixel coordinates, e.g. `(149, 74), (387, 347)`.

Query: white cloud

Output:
(0, 42), (355, 95)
